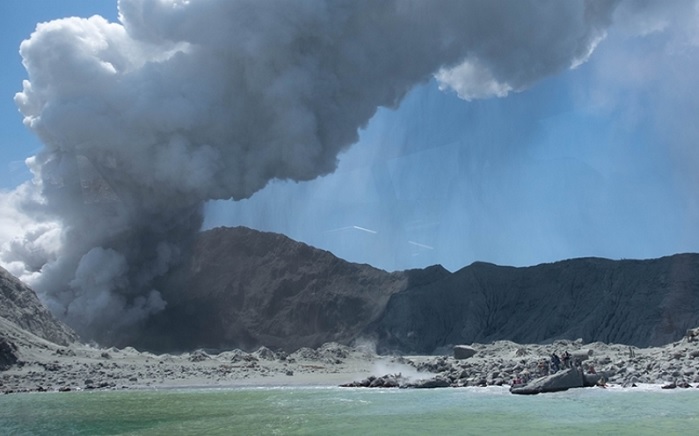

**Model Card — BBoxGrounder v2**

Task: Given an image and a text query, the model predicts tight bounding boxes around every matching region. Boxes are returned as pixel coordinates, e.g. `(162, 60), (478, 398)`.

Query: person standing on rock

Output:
(562, 351), (571, 368)
(551, 353), (561, 373)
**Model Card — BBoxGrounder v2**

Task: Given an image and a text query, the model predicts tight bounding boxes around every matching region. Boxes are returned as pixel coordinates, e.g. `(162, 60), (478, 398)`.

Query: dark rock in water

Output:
(0, 336), (19, 370)
(369, 375), (401, 388)
(582, 372), (603, 387)
(340, 374), (405, 388)
(340, 372), (447, 389)
(453, 345), (477, 360)
(407, 376), (451, 389)
(340, 376), (375, 388)
(510, 368), (584, 395)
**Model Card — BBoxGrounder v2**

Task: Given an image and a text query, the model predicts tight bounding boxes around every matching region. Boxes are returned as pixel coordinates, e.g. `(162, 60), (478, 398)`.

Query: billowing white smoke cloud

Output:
(3, 0), (619, 343)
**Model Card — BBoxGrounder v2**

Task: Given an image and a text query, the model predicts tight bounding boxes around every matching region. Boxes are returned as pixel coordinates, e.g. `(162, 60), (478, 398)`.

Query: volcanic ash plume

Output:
(2, 0), (617, 343)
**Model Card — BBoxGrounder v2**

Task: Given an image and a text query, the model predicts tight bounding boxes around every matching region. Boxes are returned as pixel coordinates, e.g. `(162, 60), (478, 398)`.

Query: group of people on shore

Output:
(538, 351), (579, 376)
(551, 351), (583, 373)
(512, 350), (595, 386)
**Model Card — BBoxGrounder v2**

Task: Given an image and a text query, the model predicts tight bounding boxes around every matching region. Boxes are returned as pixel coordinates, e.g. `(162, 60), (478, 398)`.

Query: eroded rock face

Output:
(0, 267), (77, 346)
(140, 227), (409, 352)
(370, 254), (699, 354)
(0, 336), (19, 370)
(134, 227), (699, 354)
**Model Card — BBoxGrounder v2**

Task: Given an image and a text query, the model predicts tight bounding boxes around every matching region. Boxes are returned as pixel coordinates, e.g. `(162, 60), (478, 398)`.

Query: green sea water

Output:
(1, 386), (697, 435)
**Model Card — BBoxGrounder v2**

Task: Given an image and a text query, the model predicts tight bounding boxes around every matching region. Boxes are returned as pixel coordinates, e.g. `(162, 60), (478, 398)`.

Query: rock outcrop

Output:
(0, 336), (19, 370)
(453, 345), (477, 360)
(0, 266), (77, 346)
(510, 368), (585, 395)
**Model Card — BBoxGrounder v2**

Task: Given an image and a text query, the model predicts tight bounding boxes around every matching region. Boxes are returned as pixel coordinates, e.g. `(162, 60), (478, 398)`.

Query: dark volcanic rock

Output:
(138, 226), (699, 354)
(143, 226), (409, 352)
(409, 376), (452, 389)
(370, 255), (699, 353)
(0, 336), (19, 370)
(510, 368), (585, 395)
(0, 266), (77, 346)
(453, 345), (477, 360)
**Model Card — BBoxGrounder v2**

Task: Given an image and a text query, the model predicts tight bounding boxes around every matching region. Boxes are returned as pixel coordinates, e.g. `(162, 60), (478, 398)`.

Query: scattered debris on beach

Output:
(5, 330), (699, 394)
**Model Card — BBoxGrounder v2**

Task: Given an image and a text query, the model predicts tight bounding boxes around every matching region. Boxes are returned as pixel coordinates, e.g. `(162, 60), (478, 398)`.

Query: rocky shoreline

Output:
(341, 331), (699, 392)
(4, 328), (699, 395)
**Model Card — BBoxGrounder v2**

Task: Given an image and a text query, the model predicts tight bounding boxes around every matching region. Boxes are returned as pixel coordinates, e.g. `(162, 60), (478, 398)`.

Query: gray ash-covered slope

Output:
(371, 255), (699, 354)
(144, 226), (699, 354)
(0, 266), (77, 346)
(142, 226), (410, 352)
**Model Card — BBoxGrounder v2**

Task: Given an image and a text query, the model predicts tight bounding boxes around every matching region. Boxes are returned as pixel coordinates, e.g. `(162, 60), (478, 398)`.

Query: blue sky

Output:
(2, 0), (699, 276)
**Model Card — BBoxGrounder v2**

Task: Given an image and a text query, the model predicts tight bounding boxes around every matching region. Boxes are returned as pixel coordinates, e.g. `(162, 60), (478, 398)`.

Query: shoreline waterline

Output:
(2, 384), (699, 435)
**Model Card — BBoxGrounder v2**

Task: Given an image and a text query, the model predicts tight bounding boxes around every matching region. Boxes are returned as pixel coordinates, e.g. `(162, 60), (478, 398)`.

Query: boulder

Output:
(686, 328), (699, 342)
(188, 349), (210, 362)
(369, 374), (401, 388)
(411, 376), (451, 389)
(0, 336), (19, 370)
(582, 372), (604, 387)
(253, 346), (276, 360)
(453, 345), (477, 360)
(661, 381), (677, 389)
(510, 368), (584, 395)
(571, 349), (593, 363)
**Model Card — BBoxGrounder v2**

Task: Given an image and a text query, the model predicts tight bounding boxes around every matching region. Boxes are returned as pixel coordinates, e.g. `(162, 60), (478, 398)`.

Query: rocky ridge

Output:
(140, 227), (699, 354)
(371, 254), (699, 353)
